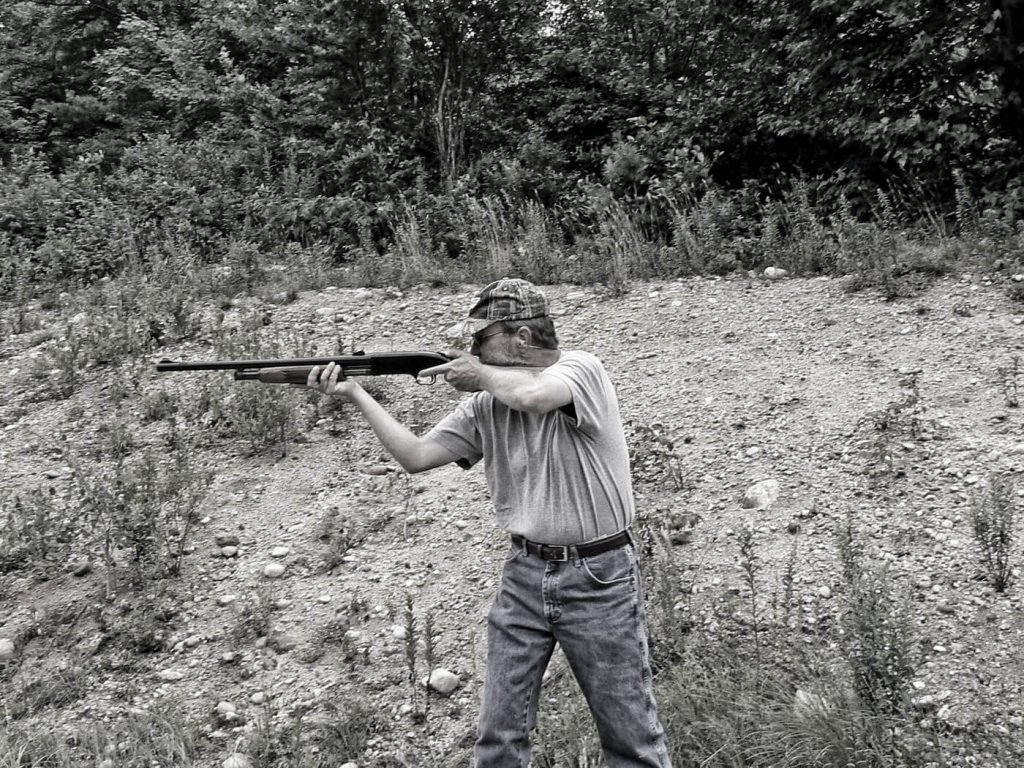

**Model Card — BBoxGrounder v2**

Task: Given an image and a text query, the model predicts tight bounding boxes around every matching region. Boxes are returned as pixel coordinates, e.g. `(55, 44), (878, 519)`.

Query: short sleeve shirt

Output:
(426, 350), (635, 544)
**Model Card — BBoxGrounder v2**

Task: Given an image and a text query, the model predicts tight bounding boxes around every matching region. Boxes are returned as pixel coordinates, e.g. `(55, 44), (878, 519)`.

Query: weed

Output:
(640, 527), (694, 669)
(5, 661), (90, 720)
(968, 474), (1018, 592)
(47, 324), (88, 398)
(242, 697), (376, 768)
(737, 524), (763, 658)
(403, 593), (423, 712)
(857, 370), (935, 480)
(69, 419), (212, 594)
(774, 538), (799, 628)
(835, 511), (917, 718)
(201, 320), (316, 456)
(628, 421), (691, 491)
(234, 585), (280, 642)
(997, 354), (1020, 408)
(0, 487), (80, 574)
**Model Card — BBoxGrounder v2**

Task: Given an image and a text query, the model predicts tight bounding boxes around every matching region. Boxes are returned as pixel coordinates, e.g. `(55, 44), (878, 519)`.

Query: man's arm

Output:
(308, 363), (458, 473)
(421, 352), (572, 414)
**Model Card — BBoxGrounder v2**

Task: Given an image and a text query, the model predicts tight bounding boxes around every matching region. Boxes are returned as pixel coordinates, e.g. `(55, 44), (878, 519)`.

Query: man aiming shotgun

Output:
(307, 278), (671, 767)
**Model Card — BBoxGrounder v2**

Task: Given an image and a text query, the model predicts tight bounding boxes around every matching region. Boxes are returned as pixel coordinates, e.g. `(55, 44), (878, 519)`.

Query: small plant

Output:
(835, 511), (917, 718)
(737, 524), (763, 657)
(47, 323), (88, 398)
(70, 420), (212, 595)
(402, 593), (423, 714)
(968, 475), (1018, 593)
(639, 526), (694, 669)
(628, 421), (690, 491)
(0, 486), (80, 574)
(857, 370), (936, 480)
(997, 354), (1020, 408)
(773, 538), (799, 628)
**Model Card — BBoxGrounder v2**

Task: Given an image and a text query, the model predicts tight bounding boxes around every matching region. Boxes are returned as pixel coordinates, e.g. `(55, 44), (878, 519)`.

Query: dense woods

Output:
(1, 0), (1023, 289)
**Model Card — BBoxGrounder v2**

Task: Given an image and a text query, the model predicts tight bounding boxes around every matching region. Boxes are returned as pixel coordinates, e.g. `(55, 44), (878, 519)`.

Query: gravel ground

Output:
(1, 272), (1023, 766)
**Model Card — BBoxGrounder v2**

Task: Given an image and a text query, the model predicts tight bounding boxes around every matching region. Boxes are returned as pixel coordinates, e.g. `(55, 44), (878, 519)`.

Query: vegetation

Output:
(1, 0), (1023, 300)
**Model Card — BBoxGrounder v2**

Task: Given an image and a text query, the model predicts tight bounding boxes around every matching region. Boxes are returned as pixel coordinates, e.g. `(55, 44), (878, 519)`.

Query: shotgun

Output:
(156, 351), (450, 385)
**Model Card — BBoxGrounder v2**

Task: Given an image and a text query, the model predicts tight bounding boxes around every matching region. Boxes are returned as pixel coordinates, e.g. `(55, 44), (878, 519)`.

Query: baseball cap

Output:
(458, 278), (549, 336)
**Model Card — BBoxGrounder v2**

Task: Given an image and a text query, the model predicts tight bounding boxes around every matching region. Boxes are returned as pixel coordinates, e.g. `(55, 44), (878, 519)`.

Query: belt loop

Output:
(569, 544), (581, 565)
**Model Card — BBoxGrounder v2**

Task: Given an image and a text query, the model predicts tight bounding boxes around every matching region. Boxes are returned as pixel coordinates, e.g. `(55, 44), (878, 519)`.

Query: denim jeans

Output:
(475, 539), (672, 767)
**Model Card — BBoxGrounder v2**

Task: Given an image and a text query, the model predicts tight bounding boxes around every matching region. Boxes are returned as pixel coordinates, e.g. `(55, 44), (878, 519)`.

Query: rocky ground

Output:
(1, 272), (1023, 766)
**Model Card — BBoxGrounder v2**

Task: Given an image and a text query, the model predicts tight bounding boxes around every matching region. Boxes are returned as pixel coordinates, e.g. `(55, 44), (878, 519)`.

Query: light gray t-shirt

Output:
(426, 350), (635, 544)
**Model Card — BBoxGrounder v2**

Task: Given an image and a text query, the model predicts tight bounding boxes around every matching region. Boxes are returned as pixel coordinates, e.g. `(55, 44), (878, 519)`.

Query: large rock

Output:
(424, 668), (461, 696)
(741, 479), (780, 510)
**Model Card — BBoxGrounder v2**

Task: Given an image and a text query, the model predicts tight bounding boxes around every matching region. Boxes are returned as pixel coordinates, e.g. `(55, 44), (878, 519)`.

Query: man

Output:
(307, 278), (671, 767)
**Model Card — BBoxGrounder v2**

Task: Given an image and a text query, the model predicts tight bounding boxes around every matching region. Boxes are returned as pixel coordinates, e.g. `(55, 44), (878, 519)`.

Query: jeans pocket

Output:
(580, 545), (633, 586)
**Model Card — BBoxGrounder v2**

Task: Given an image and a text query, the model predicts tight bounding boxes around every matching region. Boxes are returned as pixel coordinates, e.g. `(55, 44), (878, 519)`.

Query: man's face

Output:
(470, 324), (519, 366)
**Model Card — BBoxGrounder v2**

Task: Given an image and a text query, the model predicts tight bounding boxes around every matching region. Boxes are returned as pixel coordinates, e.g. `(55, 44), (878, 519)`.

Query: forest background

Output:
(2, 0), (1024, 293)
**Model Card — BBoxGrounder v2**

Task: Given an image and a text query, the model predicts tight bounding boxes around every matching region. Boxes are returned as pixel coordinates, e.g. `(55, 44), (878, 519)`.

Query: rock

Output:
(158, 668), (186, 682)
(741, 479), (780, 509)
(70, 560), (92, 577)
(216, 534), (241, 547)
(270, 546), (290, 558)
(270, 633), (299, 653)
(424, 668), (461, 696)
(223, 755), (253, 768)
(764, 267), (788, 280)
(263, 562), (287, 579)
(215, 701), (239, 723)
(0, 638), (15, 660)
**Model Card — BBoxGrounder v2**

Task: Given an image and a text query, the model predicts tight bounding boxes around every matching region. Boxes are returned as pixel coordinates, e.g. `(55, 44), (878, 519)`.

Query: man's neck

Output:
(519, 348), (561, 368)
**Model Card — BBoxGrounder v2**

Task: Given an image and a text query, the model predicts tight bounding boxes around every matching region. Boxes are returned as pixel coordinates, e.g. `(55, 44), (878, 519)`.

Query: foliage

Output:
(969, 474), (1019, 593)
(69, 418), (212, 593)
(2, 0), (1023, 294)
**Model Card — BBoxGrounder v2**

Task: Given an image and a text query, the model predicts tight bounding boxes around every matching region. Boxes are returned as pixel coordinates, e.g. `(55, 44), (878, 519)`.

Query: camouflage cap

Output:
(459, 278), (549, 335)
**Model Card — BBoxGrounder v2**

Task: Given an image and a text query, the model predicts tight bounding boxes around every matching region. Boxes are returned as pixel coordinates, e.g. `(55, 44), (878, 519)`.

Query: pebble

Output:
(263, 563), (287, 579)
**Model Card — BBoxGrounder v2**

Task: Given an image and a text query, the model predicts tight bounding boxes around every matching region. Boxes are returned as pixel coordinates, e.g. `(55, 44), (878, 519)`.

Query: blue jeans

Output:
(475, 539), (672, 767)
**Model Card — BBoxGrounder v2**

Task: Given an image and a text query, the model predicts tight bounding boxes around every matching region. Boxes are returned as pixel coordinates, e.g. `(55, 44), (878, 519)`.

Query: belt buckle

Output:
(545, 544), (570, 562)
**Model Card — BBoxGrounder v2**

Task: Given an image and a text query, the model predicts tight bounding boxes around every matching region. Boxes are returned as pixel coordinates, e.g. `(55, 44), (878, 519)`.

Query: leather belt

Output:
(511, 530), (631, 562)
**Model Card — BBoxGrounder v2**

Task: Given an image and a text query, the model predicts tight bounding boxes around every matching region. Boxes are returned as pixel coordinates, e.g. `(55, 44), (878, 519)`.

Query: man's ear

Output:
(514, 326), (532, 346)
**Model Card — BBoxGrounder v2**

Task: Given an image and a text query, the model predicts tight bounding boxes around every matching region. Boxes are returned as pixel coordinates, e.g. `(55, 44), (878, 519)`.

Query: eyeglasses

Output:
(472, 328), (507, 346)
